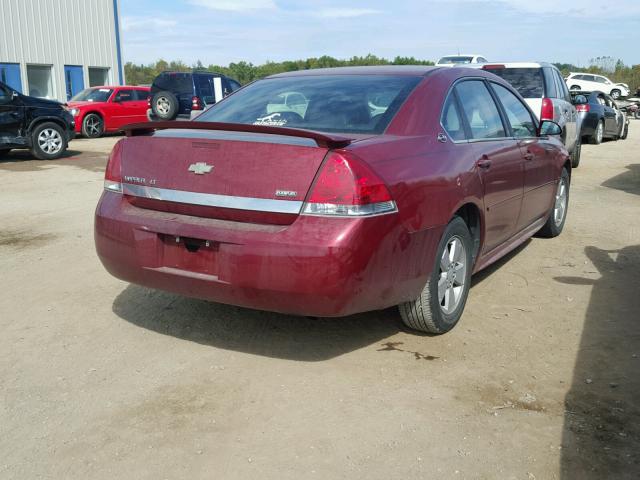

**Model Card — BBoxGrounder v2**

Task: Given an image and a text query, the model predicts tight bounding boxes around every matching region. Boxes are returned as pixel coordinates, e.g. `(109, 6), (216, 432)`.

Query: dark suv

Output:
(0, 81), (75, 160)
(147, 71), (241, 121)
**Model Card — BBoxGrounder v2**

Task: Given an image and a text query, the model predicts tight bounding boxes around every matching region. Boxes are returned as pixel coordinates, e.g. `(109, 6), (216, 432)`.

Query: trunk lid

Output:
(119, 128), (332, 225)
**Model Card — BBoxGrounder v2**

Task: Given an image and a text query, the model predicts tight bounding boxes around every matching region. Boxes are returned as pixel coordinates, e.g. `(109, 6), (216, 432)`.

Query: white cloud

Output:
(454, 0), (640, 17)
(316, 8), (382, 18)
(122, 17), (177, 32)
(187, 0), (276, 12)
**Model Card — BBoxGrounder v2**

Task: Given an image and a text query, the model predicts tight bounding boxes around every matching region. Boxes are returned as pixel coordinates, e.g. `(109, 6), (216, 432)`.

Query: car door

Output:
(490, 82), (556, 229)
(110, 89), (139, 128)
(0, 84), (24, 146)
(131, 89), (150, 122)
(552, 68), (577, 152)
(599, 94), (617, 135)
(455, 79), (524, 252)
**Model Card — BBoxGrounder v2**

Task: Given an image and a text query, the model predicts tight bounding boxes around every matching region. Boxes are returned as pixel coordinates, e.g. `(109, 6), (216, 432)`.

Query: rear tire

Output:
(611, 89), (621, 100)
(151, 91), (179, 120)
(570, 137), (581, 168)
(621, 123), (629, 139)
(399, 217), (473, 334)
(538, 168), (570, 238)
(570, 85), (581, 91)
(31, 122), (67, 160)
(82, 113), (104, 138)
(589, 120), (604, 145)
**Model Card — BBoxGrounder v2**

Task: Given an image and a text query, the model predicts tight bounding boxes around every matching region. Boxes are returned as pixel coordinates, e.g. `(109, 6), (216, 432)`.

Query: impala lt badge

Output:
(188, 162), (214, 175)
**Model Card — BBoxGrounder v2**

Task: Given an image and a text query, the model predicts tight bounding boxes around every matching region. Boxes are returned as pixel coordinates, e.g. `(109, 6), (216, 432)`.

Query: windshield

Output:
(438, 56), (474, 64)
(483, 68), (544, 98)
(196, 75), (421, 134)
(70, 88), (113, 102)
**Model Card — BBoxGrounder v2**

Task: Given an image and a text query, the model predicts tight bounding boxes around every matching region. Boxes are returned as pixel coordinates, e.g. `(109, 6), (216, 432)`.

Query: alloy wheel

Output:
(438, 236), (467, 315)
(596, 122), (604, 143)
(85, 116), (102, 136)
(156, 97), (170, 115)
(554, 176), (568, 226)
(37, 128), (63, 154)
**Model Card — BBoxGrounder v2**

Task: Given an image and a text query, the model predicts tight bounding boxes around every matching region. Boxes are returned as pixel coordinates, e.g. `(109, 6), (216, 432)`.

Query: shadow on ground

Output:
(601, 163), (640, 195)
(0, 148), (107, 173)
(113, 284), (408, 361)
(556, 245), (640, 478)
(112, 238), (535, 361)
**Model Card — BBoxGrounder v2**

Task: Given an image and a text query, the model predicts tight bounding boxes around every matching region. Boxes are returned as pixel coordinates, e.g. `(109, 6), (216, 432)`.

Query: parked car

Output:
(565, 73), (629, 99)
(572, 91), (626, 144)
(67, 86), (150, 138)
(436, 54), (488, 66)
(0, 80), (74, 160)
(95, 66), (571, 335)
(147, 71), (241, 121)
(481, 63), (581, 167)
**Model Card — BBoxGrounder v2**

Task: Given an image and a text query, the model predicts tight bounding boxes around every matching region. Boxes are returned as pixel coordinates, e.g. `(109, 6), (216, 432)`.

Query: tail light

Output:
(482, 64), (505, 70)
(146, 95), (151, 108)
(104, 140), (123, 193)
(576, 104), (590, 113)
(192, 96), (203, 110)
(303, 151), (396, 216)
(541, 98), (554, 121)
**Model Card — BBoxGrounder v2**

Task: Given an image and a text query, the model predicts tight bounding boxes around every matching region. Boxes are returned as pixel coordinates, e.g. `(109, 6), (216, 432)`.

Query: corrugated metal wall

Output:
(0, 0), (123, 101)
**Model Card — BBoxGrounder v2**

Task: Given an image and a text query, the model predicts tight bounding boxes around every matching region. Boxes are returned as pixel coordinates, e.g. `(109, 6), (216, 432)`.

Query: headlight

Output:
(69, 108), (80, 116)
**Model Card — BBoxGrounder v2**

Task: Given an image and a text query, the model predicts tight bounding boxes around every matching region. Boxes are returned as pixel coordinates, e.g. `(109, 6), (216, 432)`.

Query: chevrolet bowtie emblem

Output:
(188, 162), (214, 175)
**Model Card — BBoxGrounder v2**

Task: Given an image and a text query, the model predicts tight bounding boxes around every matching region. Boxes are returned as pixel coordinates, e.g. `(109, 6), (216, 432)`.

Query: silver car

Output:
(476, 62), (581, 168)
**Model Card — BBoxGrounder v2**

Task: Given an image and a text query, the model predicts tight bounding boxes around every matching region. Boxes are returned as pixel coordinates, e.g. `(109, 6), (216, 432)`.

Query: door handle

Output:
(477, 156), (492, 169)
(523, 150), (534, 161)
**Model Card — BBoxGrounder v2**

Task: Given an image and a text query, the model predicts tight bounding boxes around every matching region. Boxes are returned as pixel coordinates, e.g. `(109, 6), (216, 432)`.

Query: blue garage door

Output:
(64, 65), (85, 100)
(0, 63), (22, 92)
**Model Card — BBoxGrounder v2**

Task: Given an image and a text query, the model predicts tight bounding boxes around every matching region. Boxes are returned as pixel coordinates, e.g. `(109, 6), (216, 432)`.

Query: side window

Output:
(0, 86), (9, 104)
(491, 83), (537, 138)
(228, 79), (241, 91)
(114, 89), (134, 102)
(583, 75), (595, 82)
(454, 80), (506, 140)
(133, 90), (149, 101)
(554, 70), (570, 101)
(440, 93), (466, 141)
(543, 68), (558, 98)
(477, 57), (488, 63)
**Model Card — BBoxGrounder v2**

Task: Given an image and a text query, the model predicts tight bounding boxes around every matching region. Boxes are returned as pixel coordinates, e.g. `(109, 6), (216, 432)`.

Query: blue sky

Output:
(120, 0), (640, 67)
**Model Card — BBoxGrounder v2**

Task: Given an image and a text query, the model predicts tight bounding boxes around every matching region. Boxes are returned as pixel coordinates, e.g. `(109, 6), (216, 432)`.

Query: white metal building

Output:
(0, 0), (124, 102)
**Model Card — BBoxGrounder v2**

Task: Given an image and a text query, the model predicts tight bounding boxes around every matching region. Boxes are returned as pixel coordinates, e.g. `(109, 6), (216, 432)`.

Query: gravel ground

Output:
(1, 126), (639, 479)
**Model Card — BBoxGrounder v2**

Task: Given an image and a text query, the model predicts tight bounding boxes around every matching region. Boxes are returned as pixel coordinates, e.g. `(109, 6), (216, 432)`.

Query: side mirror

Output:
(573, 94), (587, 105)
(12, 90), (19, 99)
(539, 120), (562, 136)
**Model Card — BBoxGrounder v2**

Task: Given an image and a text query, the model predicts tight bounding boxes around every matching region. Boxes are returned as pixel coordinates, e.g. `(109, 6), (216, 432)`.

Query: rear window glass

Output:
(438, 56), (474, 64)
(484, 68), (544, 98)
(197, 75), (421, 134)
(154, 73), (192, 94)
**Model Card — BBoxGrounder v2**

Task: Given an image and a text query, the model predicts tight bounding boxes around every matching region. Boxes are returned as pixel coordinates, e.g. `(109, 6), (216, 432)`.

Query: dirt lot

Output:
(1, 126), (639, 480)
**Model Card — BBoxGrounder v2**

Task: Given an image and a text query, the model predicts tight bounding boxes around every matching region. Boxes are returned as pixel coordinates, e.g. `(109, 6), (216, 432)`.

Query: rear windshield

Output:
(438, 56), (474, 64)
(196, 75), (421, 134)
(484, 68), (544, 98)
(71, 88), (113, 102)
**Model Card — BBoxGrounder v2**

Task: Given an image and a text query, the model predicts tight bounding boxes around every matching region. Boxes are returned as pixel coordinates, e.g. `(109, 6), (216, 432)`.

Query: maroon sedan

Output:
(95, 66), (570, 334)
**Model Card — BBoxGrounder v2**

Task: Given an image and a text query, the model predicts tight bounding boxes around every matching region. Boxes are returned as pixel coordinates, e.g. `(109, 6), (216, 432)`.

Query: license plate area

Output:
(159, 234), (218, 276)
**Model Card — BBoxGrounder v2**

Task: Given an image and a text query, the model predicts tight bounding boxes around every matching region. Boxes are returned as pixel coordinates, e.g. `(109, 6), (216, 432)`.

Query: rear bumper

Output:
(95, 192), (443, 317)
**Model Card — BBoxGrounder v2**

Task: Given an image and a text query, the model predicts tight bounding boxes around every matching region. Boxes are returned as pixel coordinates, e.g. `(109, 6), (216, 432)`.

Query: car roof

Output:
(479, 62), (554, 69)
(439, 54), (484, 57)
(89, 85), (149, 89)
(267, 65), (442, 78)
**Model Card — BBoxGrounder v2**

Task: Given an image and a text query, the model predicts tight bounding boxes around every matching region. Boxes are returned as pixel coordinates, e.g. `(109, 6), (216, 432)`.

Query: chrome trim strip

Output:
(121, 183), (303, 214)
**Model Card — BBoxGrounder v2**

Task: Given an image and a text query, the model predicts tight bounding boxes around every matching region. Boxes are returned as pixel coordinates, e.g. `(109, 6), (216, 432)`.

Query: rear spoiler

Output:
(122, 121), (353, 149)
